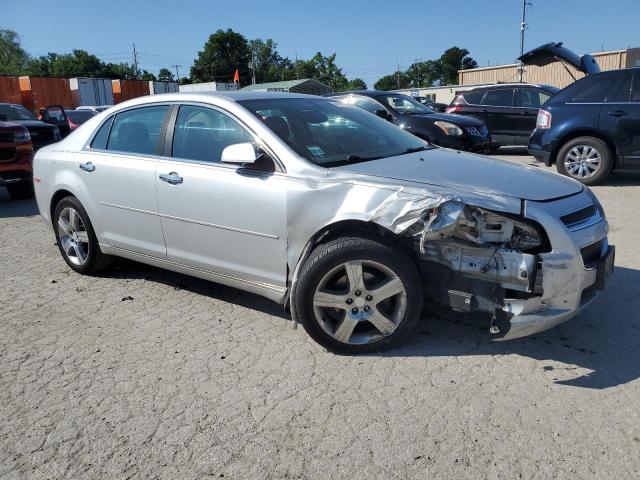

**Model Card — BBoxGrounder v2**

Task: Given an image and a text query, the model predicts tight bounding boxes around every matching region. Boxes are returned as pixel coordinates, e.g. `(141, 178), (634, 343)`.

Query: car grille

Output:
(466, 125), (489, 137)
(0, 147), (17, 162)
(580, 239), (604, 267)
(560, 204), (597, 227)
(0, 131), (14, 143)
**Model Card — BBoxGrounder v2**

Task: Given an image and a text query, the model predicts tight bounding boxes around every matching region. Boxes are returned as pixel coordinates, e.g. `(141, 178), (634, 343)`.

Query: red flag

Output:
(233, 69), (240, 83)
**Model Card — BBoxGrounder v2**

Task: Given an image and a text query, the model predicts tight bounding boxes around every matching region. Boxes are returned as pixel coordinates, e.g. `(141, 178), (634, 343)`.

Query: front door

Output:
(154, 104), (288, 290)
(74, 105), (170, 257)
(600, 72), (640, 161)
(479, 87), (518, 144)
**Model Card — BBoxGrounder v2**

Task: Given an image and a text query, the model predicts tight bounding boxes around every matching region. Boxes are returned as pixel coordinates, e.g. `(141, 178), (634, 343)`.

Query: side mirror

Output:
(375, 109), (392, 122)
(221, 142), (258, 165)
(0, 113), (8, 122)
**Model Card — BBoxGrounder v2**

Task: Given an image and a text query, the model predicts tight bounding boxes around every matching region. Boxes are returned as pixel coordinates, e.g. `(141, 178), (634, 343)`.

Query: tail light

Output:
(536, 109), (552, 129)
(446, 106), (462, 113)
(68, 118), (79, 130)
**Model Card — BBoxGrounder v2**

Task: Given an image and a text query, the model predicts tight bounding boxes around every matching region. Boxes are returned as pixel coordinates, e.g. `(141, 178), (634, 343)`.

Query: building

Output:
(240, 79), (332, 95)
(458, 47), (640, 88)
(179, 82), (238, 93)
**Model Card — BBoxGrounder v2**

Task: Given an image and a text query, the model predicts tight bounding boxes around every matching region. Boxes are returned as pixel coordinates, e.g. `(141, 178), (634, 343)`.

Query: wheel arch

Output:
(49, 189), (76, 226)
(550, 129), (618, 168)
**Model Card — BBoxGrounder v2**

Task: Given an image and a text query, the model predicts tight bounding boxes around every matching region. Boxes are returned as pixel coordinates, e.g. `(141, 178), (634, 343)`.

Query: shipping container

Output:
(179, 82), (238, 92)
(149, 81), (179, 94)
(69, 78), (114, 107)
(19, 76), (73, 112)
(112, 79), (150, 103)
(0, 76), (22, 105)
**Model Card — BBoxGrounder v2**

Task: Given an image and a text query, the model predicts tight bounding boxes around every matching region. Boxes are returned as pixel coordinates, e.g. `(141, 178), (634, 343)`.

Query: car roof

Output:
(327, 90), (409, 98)
(459, 83), (558, 92)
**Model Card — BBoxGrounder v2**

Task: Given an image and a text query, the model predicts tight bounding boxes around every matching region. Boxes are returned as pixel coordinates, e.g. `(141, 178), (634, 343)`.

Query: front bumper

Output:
(437, 133), (492, 153)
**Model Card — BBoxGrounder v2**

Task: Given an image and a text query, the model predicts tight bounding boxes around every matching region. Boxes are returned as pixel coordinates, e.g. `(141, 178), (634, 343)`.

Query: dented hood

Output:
(333, 149), (582, 201)
(518, 42), (601, 75)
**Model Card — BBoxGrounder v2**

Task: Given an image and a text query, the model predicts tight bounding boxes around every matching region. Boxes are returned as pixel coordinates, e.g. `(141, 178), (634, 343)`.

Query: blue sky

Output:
(4, 0), (640, 86)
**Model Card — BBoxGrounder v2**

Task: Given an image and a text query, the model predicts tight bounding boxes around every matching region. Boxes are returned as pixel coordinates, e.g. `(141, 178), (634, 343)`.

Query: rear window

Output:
(67, 110), (95, 124)
(106, 106), (169, 155)
(569, 76), (618, 103)
(481, 89), (514, 107)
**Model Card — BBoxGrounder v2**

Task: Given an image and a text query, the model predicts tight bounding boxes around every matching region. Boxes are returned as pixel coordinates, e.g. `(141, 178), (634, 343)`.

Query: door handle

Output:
(79, 162), (95, 172)
(159, 172), (183, 185)
(608, 110), (627, 117)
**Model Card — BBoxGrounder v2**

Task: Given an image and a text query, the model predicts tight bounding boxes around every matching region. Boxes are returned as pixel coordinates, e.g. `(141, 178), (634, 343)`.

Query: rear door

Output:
(479, 87), (518, 144)
(75, 104), (169, 257)
(600, 71), (640, 163)
(514, 88), (554, 144)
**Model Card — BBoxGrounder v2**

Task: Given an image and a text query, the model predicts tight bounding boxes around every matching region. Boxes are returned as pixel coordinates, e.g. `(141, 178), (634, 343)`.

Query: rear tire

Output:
(7, 182), (34, 200)
(53, 196), (114, 275)
(556, 136), (613, 185)
(295, 237), (423, 354)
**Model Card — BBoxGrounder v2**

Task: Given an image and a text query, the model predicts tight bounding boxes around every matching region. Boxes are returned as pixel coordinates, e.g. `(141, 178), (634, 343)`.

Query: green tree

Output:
(438, 47), (477, 85)
(374, 72), (410, 91)
(27, 50), (104, 77)
(157, 68), (174, 82)
(297, 52), (349, 91)
(345, 78), (367, 91)
(248, 38), (288, 83)
(0, 29), (30, 75)
(406, 59), (442, 87)
(191, 29), (250, 84)
(139, 70), (156, 81)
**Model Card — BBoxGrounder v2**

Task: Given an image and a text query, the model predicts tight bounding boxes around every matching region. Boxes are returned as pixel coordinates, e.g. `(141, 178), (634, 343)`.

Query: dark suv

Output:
(447, 83), (559, 149)
(0, 103), (62, 150)
(329, 91), (491, 152)
(528, 67), (640, 185)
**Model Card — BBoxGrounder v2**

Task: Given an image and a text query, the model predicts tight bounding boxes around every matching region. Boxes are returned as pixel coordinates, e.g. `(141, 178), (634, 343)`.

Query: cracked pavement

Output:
(1, 151), (639, 479)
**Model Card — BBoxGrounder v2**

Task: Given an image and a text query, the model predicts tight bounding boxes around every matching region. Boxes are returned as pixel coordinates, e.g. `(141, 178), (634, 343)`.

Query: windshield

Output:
(238, 98), (432, 167)
(0, 104), (37, 121)
(380, 95), (433, 115)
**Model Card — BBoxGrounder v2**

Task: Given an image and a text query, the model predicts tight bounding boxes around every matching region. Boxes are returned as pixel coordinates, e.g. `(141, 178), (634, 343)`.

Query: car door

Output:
(74, 104), (169, 258)
(154, 103), (288, 290)
(514, 88), (553, 144)
(479, 87), (518, 144)
(600, 71), (640, 164)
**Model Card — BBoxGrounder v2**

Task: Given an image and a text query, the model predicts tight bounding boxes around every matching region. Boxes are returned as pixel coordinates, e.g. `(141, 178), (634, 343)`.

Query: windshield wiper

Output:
(323, 154), (383, 167)
(404, 146), (430, 154)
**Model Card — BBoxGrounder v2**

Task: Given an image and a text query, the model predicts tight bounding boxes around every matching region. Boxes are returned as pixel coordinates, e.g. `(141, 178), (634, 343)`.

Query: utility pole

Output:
(295, 52), (299, 80)
(396, 60), (401, 89)
(519, 0), (532, 82)
(172, 64), (182, 81)
(132, 43), (139, 79)
(249, 51), (256, 85)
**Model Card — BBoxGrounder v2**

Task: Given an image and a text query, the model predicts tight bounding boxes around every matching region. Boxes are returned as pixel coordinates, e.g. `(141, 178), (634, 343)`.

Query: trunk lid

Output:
(518, 42), (601, 76)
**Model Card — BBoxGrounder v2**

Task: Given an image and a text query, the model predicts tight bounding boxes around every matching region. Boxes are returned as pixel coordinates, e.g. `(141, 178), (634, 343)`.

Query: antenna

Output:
(519, 0), (532, 82)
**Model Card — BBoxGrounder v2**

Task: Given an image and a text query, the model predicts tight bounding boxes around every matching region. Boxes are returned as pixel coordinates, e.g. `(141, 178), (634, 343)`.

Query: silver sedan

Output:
(33, 92), (614, 353)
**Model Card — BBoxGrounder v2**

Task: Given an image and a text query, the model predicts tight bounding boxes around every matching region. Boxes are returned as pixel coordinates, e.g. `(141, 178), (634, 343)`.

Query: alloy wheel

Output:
(563, 144), (602, 180)
(312, 260), (407, 345)
(57, 207), (90, 266)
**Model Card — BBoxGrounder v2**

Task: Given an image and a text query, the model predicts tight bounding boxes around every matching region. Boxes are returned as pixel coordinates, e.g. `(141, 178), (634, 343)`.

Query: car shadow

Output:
(99, 258), (639, 390)
(0, 190), (40, 218)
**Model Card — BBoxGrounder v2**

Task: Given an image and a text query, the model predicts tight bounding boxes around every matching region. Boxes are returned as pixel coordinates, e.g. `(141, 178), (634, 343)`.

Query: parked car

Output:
(0, 120), (35, 199)
(65, 109), (97, 131)
(447, 83), (560, 150)
(0, 103), (61, 150)
(522, 44), (640, 185)
(34, 92), (613, 353)
(329, 91), (491, 152)
(414, 96), (448, 112)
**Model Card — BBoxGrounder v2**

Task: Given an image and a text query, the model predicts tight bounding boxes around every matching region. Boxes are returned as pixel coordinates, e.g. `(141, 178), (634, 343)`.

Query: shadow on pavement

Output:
(97, 256), (639, 391)
(0, 189), (39, 218)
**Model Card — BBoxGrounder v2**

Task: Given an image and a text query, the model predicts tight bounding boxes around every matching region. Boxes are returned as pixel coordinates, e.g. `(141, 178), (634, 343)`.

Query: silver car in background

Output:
(33, 92), (614, 353)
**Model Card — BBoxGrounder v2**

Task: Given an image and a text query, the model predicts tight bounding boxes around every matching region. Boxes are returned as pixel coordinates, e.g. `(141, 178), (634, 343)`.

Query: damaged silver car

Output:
(33, 92), (614, 353)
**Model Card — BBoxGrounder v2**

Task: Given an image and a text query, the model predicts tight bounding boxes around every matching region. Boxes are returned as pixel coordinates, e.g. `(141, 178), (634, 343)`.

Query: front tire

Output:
(7, 182), (34, 200)
(53, 196), (113, 274)
(295, 237), (423, 354)
(556, 136), (613, 185)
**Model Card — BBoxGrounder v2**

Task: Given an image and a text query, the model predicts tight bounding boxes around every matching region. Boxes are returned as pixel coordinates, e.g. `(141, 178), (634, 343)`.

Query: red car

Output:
(0, 120), (35, 200)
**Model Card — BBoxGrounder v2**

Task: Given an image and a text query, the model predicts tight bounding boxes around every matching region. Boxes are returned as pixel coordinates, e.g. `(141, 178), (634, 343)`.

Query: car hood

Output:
(406, 111), (484, 127)
(518, 42), (601, 75)
(333, 148), (582, 202)
(14, 120), (55, 128)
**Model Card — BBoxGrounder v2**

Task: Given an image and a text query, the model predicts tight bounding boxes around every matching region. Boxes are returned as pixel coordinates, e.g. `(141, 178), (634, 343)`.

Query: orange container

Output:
(0, 76), (22, 104)
(112, 79), (150, 103)
(19, 76), (73, 112)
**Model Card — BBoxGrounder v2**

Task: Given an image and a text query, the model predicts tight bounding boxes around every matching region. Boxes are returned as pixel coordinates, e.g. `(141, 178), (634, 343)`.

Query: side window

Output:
(481, 89), (514, 107)
(172, 105), (253, 163)
(107, 105), (169, 155)
(90, 116), (114, 149)
(518, 89), (551, 108)
(569, 75), (618, 103)
(461, 91), (484, 105)
(630, 73), (640, 102)
(606, 74), (632, 102)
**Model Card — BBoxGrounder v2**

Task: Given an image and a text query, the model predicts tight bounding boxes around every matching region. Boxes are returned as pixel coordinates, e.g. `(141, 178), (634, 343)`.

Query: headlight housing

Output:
(433, 121), (463, 136)
(13, 128), (31, 143)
